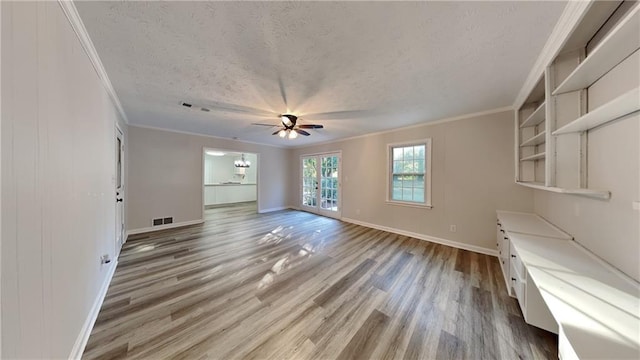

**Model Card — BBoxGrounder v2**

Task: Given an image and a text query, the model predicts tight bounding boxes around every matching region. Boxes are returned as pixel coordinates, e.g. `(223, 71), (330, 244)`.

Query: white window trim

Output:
(386, 139), (432, 209)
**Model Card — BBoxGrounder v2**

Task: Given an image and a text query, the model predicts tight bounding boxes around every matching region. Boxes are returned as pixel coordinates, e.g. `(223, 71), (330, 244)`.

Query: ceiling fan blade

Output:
(297, 124), (324, 129)
(278, 75), (288, 108)
(252, 123), (277, 127)
(294, 129), (311, 136)
(272, 129), (284, 135)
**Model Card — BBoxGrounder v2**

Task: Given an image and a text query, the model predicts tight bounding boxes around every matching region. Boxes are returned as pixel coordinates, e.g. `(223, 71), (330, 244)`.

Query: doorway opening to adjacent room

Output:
(301, 152), (342, 219)
(115, 125), (125, 255)
(202, 148), (259, 216)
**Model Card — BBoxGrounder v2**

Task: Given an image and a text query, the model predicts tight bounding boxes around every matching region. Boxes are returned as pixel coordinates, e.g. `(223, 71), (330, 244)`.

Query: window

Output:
(388, 139), (432, 207)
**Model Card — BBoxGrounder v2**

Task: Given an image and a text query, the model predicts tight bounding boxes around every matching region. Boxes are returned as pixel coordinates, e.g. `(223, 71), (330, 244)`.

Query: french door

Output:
(301, 153), (341, 218)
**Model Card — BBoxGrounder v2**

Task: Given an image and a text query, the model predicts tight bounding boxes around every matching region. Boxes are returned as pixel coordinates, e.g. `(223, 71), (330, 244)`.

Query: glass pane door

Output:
(302, 157), (317, 208)
(301, 153), (341, 218)
(320, 155), (339, 211)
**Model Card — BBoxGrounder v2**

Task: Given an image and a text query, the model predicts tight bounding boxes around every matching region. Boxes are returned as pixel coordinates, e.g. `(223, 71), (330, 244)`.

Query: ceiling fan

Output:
(252, 114), (324, 139)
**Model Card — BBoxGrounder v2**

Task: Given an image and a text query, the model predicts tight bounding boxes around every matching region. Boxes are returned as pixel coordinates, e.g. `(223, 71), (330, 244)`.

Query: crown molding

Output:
(290, 106), (513, 150)
(127, 124), (288, 149)
(58, 1), (129, 124)
(513, 1), (593, 109)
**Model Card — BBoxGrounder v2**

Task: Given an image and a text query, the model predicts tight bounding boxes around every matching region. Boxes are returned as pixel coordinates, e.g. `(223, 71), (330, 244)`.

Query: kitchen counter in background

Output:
(204, 183), (257, 206)
(205, 183), (257, 186)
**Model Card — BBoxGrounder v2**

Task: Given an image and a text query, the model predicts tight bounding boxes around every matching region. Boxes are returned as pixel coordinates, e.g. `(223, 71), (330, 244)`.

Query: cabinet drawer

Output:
(510, 260), (526, 310)
(510, 246), (525, 280)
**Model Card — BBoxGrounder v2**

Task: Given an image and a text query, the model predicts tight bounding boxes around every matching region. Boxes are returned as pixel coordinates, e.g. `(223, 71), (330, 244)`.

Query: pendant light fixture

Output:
(234, 154), (251, 168)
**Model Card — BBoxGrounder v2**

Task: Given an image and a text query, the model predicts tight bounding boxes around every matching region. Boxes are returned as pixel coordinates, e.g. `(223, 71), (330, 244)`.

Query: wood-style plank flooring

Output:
(83, 203), (557, 359)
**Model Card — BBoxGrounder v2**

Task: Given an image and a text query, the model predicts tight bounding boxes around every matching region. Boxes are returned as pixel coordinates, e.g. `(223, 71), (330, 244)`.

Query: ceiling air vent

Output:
(182, 102), (192, 108)
(201, 107), (210, 112)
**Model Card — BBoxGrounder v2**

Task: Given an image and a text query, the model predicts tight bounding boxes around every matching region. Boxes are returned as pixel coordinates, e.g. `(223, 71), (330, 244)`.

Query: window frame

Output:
(386, 139), (432, 209)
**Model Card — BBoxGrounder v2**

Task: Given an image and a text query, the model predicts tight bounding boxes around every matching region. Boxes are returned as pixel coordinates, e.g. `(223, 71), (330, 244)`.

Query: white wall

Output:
(204, 153), (257, 184)
(289, 110), (534, 253)
(127, 126), (289, 231)
(534, 51), (640, 282)
(1, 2), (125, 358)
(0, 1), (3, 355)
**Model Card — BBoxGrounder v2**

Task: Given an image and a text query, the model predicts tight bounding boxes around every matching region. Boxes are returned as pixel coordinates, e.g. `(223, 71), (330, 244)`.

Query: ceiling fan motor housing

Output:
(281, 114), (297, 129)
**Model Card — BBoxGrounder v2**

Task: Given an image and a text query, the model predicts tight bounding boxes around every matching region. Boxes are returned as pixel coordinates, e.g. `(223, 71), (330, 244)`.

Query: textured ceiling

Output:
(76, 1), (567, 147)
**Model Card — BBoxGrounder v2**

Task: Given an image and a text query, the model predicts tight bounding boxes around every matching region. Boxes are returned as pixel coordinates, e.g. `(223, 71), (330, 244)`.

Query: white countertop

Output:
(509, 233), (640, 359)
(205, 183), (257, 186)
(497, 210), (572, 239)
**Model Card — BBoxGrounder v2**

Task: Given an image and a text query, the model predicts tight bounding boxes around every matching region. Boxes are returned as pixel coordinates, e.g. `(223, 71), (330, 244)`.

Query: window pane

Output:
(403, 146), (414, 159)
(393, 148), (404, 161)
(414, 175), (425, 188)
(413, 188), (424, 202)
(393, 161), (403, 173)
(401, 160), (412, 173)
(390, 143), (428, 204)
(402, 188), (413, 201)
(392, 187), (403, 200)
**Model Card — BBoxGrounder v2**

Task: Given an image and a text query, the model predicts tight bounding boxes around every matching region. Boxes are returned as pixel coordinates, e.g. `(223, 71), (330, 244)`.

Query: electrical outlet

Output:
(449, 225), (457, 233)
(100, 254), (111, 265)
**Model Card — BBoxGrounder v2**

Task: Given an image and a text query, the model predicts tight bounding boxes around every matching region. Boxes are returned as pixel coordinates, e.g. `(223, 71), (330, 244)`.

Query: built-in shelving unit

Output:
(515, 1), (640, 199)
(520, 131), (546, 146)
(515, 75), (547, 185)
(520, 153), (546, 162)
(553, 87), (640, 134)
(553, 5), (640, 95)
(519, 102), (546, 128)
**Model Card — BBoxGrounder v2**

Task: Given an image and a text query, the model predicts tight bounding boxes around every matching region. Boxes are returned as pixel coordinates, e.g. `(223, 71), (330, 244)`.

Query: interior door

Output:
(301, 153), (341, 218)
(115, 127), (125, 252)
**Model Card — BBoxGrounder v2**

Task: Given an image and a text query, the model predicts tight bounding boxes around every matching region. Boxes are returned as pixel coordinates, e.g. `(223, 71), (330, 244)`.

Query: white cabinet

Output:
(496, 211), (568, 334)
(204, 184), (257, 206)
(497, 210), (640, 359)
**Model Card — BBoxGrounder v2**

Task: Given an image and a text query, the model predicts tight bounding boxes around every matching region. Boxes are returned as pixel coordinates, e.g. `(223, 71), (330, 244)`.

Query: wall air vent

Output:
(181, 102), (192, 108)
(152, 217), (174, 226)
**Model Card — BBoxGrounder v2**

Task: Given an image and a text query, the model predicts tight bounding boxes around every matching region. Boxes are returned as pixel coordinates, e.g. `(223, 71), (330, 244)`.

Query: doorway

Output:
(202, 148), (258, 214)
(115, 126), (125, 253)
(301, 152), (341, 218)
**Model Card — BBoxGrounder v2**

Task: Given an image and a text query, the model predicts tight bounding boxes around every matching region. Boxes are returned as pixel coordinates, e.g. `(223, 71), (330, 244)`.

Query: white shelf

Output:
(520, 131), (546, 147)
(520, 102), (546, 128)
(520, 152), (545, 161)
(553, 87), (640, 135)
(516, 181), (611, 200)
(553, 5), (640, 95)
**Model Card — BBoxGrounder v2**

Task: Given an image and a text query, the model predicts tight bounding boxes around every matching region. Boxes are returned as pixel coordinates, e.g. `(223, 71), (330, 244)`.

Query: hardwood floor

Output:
(83, 203), (558, 359)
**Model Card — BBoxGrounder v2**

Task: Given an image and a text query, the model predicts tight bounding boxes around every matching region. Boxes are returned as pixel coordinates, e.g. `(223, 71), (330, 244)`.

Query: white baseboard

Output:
(341, 217), (498, 257)
(258, 206), (292, 214)
(68, 260), (118, 360)
(126, 219), (205, 237)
